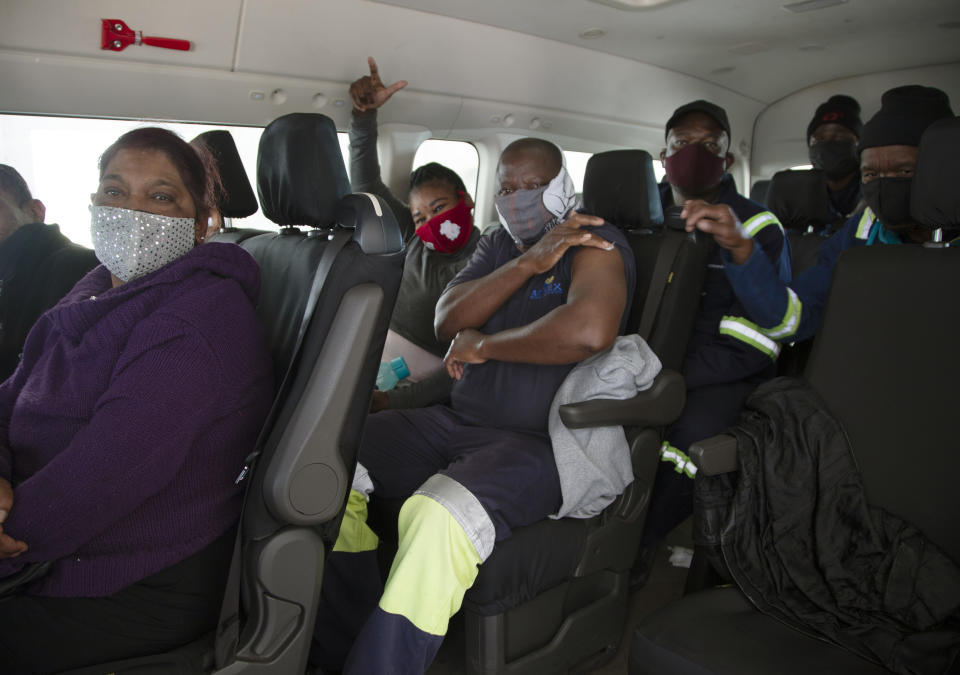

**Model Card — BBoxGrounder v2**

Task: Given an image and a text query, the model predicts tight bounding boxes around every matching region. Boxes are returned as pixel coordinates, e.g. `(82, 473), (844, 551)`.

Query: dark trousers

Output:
(313, 405), (563, 672)
(0, 530), (234, 675)
(641, 381), (758, 546)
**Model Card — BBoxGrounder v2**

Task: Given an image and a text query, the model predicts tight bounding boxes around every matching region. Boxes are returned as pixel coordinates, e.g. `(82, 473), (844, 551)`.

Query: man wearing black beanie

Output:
(807, 94), (863, 221)
(679, 84), (953, 347)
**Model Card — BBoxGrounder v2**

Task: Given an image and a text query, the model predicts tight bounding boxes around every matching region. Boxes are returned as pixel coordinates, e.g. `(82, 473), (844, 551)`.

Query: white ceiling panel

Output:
(0, 0), (243, 70)
(371, 0), (960, 102)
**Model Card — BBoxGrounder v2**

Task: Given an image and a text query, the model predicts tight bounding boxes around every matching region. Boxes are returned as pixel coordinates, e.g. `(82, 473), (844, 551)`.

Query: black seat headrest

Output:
(257, 113), (350, 227)
(191, 130), (259, 219)
(750, 179), (771, 206)
(765, 169), (831, 232)
(910, 117), (960, 230)
(581, 150), (664, 230)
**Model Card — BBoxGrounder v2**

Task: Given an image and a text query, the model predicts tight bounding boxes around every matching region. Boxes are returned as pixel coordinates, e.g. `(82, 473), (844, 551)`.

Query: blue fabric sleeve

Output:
(723, 212), (860, 344)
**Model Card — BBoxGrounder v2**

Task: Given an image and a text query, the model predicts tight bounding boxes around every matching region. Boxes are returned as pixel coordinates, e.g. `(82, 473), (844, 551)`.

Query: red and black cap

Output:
(807, 94), (862, 142)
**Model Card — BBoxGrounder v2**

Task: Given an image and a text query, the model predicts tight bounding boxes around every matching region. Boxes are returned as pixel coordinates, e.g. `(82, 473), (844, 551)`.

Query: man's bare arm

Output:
(443, 245), (626, 379)
(435, 213), (611, 342)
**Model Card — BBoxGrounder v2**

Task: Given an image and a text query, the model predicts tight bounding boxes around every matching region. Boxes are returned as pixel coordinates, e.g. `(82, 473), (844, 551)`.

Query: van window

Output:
(412, 139), (480, 198)
(0, 114), (353, 246)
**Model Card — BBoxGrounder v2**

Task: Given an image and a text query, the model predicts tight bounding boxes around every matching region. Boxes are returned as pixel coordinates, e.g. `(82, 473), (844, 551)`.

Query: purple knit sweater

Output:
(0, 242), (273, 597)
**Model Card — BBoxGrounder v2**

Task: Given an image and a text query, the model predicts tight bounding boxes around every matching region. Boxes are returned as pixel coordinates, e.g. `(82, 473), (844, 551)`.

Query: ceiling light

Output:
(579, 28), (607, 39)
(589, 0), (679, 10)
(783, 0), (848, 14)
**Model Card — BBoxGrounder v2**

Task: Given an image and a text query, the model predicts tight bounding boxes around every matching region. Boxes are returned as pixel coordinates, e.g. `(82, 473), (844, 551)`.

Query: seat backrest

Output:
(228, 113), (403, 668)
(582, 149), (710, 371)
(804, 117), (960, 562)
(749, 179), (771, 206)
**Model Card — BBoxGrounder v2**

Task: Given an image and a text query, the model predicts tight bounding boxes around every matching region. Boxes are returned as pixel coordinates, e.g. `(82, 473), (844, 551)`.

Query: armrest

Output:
(558, 369), (686, 429)
(689, 434), (738, 475)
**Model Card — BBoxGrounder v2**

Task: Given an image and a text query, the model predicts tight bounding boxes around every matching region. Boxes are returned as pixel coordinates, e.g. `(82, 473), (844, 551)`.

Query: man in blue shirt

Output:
(682, 85), (953, 347)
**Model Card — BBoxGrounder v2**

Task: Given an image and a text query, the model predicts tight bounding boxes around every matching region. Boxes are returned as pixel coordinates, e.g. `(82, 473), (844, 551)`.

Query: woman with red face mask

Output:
(348, 58), (481, 412)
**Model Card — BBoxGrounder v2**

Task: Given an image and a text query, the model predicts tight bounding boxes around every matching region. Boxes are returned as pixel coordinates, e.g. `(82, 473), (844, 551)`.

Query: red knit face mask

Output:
(664, 142), (726, 194)
(414, 195), (473, 253)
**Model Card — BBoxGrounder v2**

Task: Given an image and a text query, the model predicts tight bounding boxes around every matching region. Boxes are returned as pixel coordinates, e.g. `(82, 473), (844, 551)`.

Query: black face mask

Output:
(862, 177), (912, 229)
(809, 140), (859, 180)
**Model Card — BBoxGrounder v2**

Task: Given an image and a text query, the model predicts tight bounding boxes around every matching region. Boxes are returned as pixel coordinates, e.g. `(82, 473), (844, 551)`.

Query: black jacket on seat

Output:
(695, 377), (960, 675)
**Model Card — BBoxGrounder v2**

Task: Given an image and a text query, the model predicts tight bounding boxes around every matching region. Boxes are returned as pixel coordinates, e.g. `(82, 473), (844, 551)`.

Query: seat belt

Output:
(214, 228), (352, 668)
(637, 230), (686, 341)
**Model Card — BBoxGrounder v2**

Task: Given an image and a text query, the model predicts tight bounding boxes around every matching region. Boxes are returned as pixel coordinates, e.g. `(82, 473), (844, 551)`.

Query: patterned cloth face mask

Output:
(495, 166), (578, 247)
(90, 205), (196, 282)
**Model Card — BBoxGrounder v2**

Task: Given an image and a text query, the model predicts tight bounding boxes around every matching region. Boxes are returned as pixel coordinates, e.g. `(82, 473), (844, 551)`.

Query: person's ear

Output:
(463, 192), (475, 209)
(660, 149), (667, 165)
(25, 198), (45, 224)
(90, 193), (97, 204)
(194, 213), (208, 244)
(724, 152), (735, 171)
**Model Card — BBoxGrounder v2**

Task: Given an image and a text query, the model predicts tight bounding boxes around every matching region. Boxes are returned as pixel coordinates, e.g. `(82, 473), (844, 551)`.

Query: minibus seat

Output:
(458, 150), (692, 675)
(60, 113), (404, 674)
(765, 169), (834, 376)
(627, 118), (960, 675)
(766, 168), (833, 274)
(749, 179), (770, 206)
(192, 129), (265, 243)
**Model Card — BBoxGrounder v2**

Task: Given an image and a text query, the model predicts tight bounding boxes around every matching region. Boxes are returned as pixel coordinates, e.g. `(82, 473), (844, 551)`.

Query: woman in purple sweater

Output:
(0, 128), (273, 673)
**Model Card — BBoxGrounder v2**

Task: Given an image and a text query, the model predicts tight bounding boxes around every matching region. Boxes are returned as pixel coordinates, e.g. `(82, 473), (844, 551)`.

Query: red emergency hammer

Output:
(101, 19), (191, 52)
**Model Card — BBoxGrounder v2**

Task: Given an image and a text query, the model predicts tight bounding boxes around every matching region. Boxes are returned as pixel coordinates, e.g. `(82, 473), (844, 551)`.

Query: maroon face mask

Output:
(664, 143), (726, 194)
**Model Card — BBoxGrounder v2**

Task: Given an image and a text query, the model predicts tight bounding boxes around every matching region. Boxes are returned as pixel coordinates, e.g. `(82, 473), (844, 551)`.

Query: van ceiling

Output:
(374, 0), (960, 103)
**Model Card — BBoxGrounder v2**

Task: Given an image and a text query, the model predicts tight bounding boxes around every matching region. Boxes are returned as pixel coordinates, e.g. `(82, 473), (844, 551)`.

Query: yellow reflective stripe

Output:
(719, 316), (781, 359)
(659, 441), (698, 478)
(332, 489), (379, 553)
(742, 211), (783, 238)
(761, 287), (802, 340)
(855, 207), (877, 240)
(379, 494), (481, 636)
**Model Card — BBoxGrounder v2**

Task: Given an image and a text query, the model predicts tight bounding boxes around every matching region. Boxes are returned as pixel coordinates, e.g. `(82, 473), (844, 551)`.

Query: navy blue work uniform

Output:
(642, 175), (790, 545)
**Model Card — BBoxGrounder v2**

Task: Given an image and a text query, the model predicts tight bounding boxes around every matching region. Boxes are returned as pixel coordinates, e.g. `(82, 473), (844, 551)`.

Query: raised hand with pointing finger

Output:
(349, 57), (408, 112)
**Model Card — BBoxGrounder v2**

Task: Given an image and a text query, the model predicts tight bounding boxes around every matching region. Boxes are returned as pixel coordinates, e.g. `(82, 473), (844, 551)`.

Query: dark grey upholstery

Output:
(766, 168), (833, 274)
(61, 114), (404, 675)
(629, 119), (960, 675)
(458, 150), (693, 674)
(749, 179), (770, 206)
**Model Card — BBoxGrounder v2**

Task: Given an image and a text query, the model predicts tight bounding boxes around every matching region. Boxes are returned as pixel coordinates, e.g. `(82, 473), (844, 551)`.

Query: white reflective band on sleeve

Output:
(659, 441), (697, 478)
(719, 316), (781, 359)
(742, 211), (783, 238)
(856, 207), (877, 240)
(351, 462), (375, 500)
(415, 474), (496, 562)
(762, 287), (802, 340)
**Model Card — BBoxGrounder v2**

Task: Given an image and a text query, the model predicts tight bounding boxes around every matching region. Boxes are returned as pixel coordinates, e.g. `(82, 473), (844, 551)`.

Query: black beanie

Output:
(859, 85), (954, 151)
(807, 94), (862, 141)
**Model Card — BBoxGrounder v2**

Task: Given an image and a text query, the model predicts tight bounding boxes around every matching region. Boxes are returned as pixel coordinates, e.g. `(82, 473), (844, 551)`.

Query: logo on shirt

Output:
(530, 275), (563, 300)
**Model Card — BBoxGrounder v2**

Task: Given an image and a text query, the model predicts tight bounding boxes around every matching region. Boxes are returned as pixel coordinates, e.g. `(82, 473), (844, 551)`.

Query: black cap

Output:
(807, 95), (862, 141)
(860, 85), (954, 152)
(665, 100), (731, 140)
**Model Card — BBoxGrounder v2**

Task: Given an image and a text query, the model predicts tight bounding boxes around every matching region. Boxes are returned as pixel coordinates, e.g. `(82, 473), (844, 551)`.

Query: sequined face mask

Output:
(90, 205), (196, 282)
